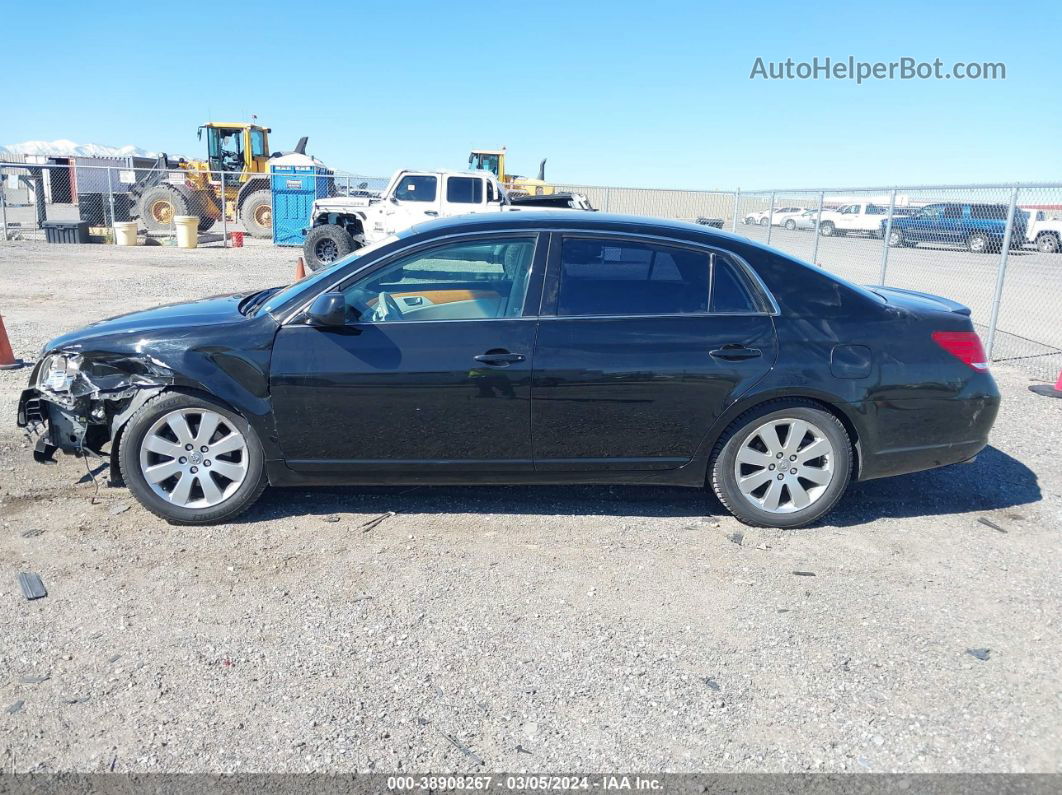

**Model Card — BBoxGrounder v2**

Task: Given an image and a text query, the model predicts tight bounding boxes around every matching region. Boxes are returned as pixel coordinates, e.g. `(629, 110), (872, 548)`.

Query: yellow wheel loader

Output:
(129, 123), (306, 238)
(468, 148), (555, 197)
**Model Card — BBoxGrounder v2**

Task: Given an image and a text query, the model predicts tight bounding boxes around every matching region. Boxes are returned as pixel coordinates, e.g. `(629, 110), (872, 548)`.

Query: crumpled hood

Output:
(44, 292), (250, 353)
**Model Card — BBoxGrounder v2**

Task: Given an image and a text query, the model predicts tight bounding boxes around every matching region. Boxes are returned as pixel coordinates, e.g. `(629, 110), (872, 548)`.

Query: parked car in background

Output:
(744, 207), (803, 226)
(783, 209), (820, 231)
(1022, 209), (1062, 253)
(771, 207), (807, 227)
(888, 202), (1028, 253)
(18, 213), (999, 530)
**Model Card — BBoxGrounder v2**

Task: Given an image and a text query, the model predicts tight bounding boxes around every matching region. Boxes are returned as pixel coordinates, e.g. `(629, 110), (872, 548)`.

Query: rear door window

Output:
(557, 238), (709, 316)
(446, 176), (484, 204)
(555, 237), (762, 317)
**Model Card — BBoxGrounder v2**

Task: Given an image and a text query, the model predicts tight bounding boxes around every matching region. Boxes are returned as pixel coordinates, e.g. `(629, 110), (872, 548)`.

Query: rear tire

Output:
(709, 402), (852, 529)
(784, 219), (796, 231)
(119, 392), (267, 526)
(239, 190), (273, 239)
(1036, 233), (1059, 254)
(303, 224), (356, 271)
(759, 217), (769, 226)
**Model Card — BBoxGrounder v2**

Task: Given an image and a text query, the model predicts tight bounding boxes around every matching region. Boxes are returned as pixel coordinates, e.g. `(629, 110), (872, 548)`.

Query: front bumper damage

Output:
(17, 352), (173, 470)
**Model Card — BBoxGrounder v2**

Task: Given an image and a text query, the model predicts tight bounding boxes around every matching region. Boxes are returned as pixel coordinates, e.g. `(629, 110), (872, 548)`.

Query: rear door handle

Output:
(474, 350), (525, 366)
(709, 344), (762, 361)
(424, 211), (439, 217)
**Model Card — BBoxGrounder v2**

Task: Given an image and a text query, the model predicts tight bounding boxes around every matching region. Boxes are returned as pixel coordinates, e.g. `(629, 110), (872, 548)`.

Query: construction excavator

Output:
(129, 122), (307, 238)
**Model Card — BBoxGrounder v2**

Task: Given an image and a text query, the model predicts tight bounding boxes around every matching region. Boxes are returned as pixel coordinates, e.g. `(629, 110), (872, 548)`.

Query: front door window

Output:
(344, 237), (537, 322)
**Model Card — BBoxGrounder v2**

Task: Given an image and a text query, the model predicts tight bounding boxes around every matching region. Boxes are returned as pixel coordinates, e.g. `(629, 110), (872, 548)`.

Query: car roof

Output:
(404, 211), (749, 245)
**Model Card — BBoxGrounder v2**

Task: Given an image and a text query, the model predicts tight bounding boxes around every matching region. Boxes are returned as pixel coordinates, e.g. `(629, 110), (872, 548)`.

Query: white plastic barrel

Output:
(174, 216), (199, 249)
(113, 221), (138, 246)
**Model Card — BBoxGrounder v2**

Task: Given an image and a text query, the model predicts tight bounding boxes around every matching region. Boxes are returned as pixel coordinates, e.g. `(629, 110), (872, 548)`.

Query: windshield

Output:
(258, 234), (401, 316)
(469, 153), (500, 176)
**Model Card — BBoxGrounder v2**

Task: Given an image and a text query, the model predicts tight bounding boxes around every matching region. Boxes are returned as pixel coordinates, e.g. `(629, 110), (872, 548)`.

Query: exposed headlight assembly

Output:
(38, 353), (83, 392)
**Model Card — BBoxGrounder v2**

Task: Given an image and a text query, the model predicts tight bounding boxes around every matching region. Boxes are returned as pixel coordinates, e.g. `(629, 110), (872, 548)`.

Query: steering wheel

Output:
(372, 291), (404, 322)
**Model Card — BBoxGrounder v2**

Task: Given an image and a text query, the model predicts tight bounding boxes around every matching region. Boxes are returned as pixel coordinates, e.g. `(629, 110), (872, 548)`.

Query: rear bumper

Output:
(854, 392), (1000, 481)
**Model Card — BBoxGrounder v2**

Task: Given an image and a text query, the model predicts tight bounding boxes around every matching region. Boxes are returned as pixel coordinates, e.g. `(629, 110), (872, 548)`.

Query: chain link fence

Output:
(2, 159), (1059, 381)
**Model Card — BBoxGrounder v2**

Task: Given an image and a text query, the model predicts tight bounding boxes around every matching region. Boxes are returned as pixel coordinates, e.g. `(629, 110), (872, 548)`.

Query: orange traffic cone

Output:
(294, 256), (307, 281)
(1029, 368), (1062, 399)
(0, 313), (25, 371)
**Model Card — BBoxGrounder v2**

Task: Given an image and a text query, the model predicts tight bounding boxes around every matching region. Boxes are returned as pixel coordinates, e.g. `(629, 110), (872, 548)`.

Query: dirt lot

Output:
(0, 241), (1059, 774)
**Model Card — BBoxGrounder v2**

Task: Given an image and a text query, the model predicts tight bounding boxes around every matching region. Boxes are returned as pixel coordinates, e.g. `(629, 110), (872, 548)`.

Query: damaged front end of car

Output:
(17, 350), (174, 479)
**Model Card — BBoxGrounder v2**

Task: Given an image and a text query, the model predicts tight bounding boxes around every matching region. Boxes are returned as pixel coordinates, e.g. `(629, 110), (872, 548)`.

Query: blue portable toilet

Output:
(270, 154), (332, 246)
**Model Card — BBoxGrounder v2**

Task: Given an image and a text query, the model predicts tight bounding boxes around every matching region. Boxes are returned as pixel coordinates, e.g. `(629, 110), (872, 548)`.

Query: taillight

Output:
(932, 331), (989, 371)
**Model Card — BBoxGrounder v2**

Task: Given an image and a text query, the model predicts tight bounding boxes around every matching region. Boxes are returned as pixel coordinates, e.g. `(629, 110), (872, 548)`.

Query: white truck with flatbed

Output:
(303, 169), (591, 270)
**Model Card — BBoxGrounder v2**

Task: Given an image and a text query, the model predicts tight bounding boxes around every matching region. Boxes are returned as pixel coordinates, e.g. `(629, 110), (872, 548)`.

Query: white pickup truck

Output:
(1023, 210), (1062, 253)
(816, 202), (899, 238)
(303, 169), (591, 270)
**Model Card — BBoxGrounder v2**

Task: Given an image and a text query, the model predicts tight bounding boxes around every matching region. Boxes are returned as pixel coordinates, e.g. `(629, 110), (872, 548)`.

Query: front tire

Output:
(967, 232), (991, 254)
(819, 221), (835, 237)
(119, 392), (267, 525)
(709, 403), (852, 529)
(888, 229), (907, 247)
(239, 189), (273, 239)
(303, 224), (356, 271)
(138, 185), (189, 232)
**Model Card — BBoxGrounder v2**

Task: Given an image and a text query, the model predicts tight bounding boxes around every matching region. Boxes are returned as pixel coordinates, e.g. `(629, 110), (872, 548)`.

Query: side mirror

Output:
(307, 292), (347, 327)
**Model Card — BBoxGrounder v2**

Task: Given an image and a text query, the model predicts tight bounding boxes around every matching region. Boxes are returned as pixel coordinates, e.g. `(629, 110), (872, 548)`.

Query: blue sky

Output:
(7, 1), (1059, 190)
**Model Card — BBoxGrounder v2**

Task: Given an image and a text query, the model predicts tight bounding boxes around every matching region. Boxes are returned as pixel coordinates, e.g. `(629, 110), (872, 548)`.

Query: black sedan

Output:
(17, 213), (1000, 528)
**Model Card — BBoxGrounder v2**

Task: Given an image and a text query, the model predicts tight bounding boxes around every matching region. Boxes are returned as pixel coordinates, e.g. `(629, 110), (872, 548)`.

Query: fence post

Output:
(765, 191), (776, 245)
(731, 189), (741, 232)
(811, 191), (824, 265)
(878, 188), (897, 284)
(220, 171), (228, 248)
(1, 187), (7, 243)
(106, 167), (116, 230)
(985, 186), (1020, 359)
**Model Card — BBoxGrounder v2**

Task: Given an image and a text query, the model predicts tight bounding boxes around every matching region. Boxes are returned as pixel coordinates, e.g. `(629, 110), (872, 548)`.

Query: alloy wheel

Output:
(315, 238), (338, 263)
(732, 418), (834, 514)
(138, 408), (248, 508)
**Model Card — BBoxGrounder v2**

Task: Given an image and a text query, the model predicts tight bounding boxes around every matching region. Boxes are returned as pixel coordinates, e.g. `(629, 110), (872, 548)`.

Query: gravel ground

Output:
(0, 241), (1059, 774)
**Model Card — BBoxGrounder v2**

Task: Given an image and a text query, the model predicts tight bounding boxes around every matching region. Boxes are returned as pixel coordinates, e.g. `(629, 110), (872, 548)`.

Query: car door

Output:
(941, 203), (966, 244)
(443, 174), (490, 216)
(905, 204), (943, 241)
(383, 173), (442, 235)
(531, 233), (777, 472)
(269, 232), (546, 475)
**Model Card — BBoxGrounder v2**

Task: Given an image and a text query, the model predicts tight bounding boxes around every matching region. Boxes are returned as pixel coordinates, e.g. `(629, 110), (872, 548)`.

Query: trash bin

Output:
(114, 221), (138, 246)
(174, 216), (198, 249)
(42, 220), (90, 244)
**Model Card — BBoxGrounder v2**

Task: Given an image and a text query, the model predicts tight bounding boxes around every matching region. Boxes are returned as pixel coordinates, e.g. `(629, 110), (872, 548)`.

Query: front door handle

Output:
(474, 350), (525, 366)
(424, 210), (439, 217)
(709, 344), (762, 361)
